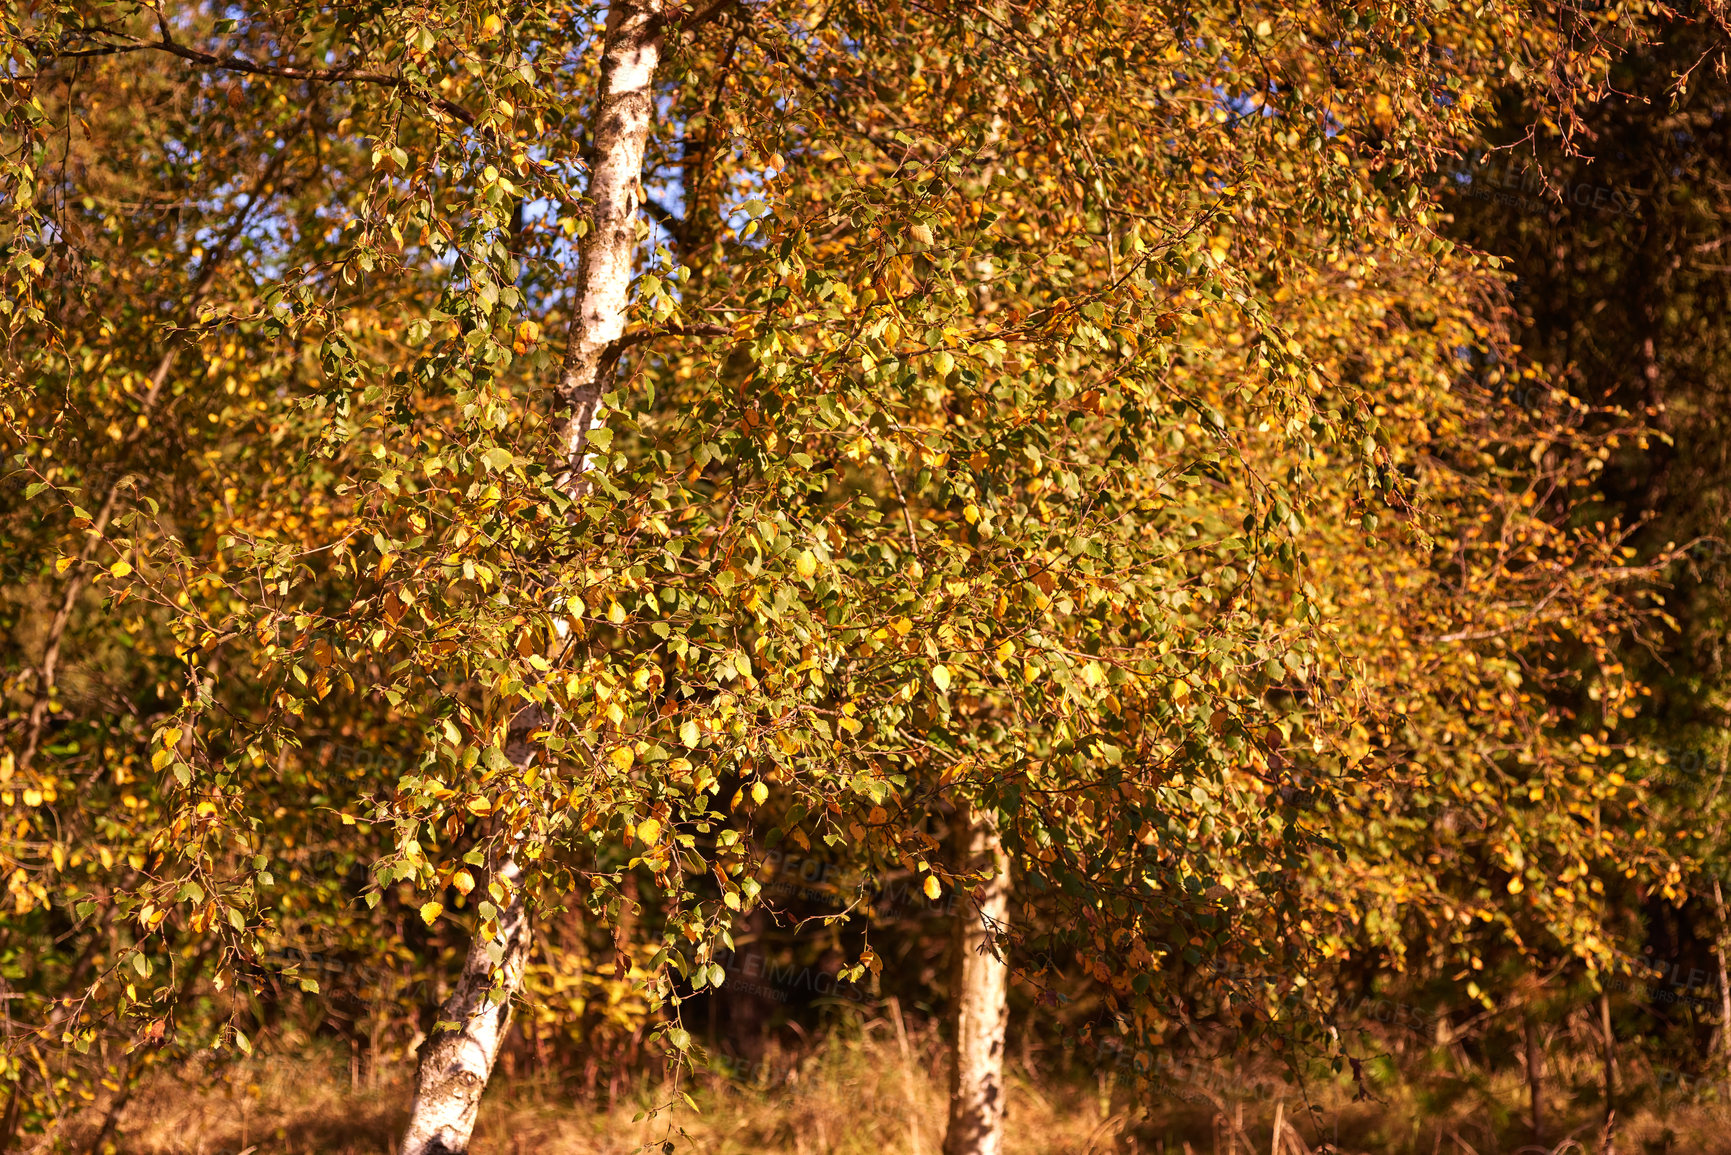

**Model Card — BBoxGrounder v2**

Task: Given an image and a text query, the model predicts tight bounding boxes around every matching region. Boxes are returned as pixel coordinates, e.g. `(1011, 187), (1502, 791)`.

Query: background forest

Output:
(6, 1), (1731, 1153)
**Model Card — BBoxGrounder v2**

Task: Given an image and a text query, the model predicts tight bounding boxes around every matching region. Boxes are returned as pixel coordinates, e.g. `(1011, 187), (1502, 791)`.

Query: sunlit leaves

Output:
(0, 0), (1692, 1126)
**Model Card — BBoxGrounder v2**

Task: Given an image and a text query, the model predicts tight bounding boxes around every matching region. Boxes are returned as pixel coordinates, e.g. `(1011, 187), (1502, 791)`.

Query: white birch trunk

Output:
(1714, 877), (1731, 1080)
(557, 0), (668, 493)
(400, 856), (530, 1155)
(944, 802), (1012, 1155)
(400, 4), (667, 1152)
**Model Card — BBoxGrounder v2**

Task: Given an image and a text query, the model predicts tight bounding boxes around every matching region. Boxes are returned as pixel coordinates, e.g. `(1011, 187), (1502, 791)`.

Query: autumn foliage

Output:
(4, 1), (1731, 1151)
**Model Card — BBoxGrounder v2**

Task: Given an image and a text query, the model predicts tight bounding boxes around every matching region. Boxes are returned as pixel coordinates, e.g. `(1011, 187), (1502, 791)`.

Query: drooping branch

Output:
(18, 121), (306, 772)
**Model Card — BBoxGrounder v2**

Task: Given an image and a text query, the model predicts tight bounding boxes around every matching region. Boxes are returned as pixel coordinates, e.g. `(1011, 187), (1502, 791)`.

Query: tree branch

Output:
(642, 195), (688, 246)
(30, 27), (476, 125)
(662, 0), (743, 33)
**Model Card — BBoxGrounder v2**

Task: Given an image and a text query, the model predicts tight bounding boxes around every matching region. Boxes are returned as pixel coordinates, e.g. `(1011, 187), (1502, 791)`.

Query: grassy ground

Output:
(50, 1017), (1731, 1154)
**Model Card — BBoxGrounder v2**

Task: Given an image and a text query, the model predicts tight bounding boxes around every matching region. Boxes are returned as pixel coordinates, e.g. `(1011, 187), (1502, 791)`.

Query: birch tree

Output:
(1, 0), (1702, 1148)
(400, 2), (674, 1149)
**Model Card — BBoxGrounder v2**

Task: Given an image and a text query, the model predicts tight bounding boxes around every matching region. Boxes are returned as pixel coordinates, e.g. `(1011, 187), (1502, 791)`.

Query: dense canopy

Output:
(4, 2), (1731, 1152)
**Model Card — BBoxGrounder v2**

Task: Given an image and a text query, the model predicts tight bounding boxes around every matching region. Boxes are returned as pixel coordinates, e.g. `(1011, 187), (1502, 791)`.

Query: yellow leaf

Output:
(636, 817), (662, 844)
(451, 870), (475, 896)
(679, 720), (700, 747)
(419, 902), (443, 926)
(751, 781), (769, 806)
(609, 746), (635, 771)
(109, 560), (132, 578)
(924, 875), (942, 900)
(995, 641), (1014, 662)
(932, 665), (951, 691)
(56, 557), (74, 575)
(796, 550), (818, 579)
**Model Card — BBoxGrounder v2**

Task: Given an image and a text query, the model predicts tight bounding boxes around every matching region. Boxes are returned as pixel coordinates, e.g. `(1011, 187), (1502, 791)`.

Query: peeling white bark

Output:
(944, 802), (1012, 1155)
(400, 856), (531, 1155)
(557, 0), (668, 492)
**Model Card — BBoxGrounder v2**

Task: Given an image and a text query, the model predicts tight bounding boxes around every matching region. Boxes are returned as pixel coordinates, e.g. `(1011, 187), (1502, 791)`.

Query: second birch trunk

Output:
(944, 802), (1012, 1155)
(1523, 1012), (1546, 1146)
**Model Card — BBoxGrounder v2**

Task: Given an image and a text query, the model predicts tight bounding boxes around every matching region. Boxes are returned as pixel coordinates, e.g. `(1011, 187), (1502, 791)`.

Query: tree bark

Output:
(400, 855), (531, 1155)
(400, 5), (667, 1152)
(944, 802), (1012, 1155)
(555, 0), (669, 494)
(1523, 1012), (1545, 1146)
(1715, 878), (1731, 1075)
(1599, 989), (1617, 1153)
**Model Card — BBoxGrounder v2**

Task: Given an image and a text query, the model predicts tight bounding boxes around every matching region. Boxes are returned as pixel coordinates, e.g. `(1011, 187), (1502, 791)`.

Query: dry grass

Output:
(103, 1018), (1122, 1155)
(50, 1018), (1731, 1154)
